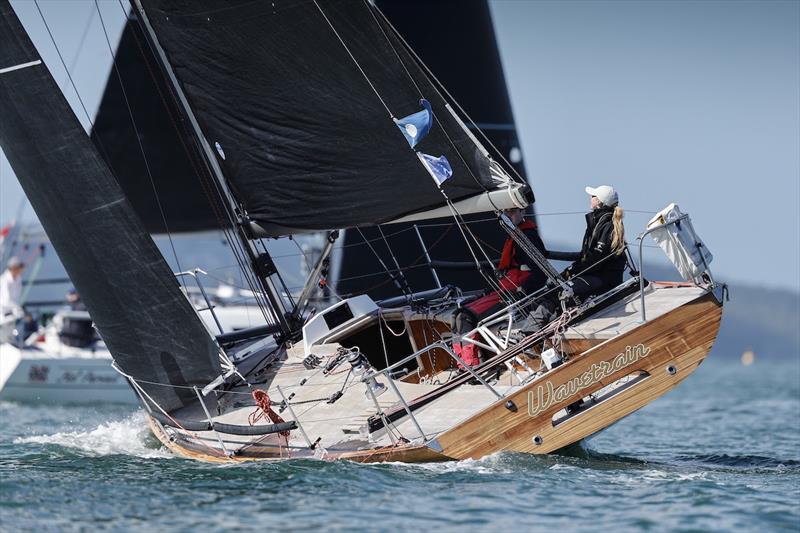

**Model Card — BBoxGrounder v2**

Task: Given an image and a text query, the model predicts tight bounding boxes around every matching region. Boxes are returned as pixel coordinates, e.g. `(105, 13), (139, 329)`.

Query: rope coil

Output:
(249, 389), (291, 437)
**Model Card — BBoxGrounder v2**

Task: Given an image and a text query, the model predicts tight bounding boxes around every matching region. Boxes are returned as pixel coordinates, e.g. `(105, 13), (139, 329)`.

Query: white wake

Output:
(14, 411), (172, 459)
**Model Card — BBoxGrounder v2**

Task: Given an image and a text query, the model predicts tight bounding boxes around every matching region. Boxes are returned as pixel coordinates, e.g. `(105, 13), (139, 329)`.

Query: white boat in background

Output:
(0, 289), (267, 405)
(0, 309), (133, 404)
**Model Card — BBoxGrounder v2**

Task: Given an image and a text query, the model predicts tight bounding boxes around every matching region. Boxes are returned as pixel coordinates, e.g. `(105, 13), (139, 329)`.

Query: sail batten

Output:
(0, 0), (222, 412)
(135, 0), (526, 237)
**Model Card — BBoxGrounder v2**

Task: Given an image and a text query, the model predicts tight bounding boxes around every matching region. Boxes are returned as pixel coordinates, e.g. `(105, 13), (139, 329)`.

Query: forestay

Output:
(137, 0), (529, 237)
(0, 0), (222, 413)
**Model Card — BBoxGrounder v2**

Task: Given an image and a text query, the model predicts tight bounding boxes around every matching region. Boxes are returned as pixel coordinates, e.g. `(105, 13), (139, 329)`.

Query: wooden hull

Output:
(151, 292), (723, 463)
(343, 292), (722, 463)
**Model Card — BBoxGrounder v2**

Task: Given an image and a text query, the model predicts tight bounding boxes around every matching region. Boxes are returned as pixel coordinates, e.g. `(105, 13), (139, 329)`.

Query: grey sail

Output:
(0, 0), (221, 412)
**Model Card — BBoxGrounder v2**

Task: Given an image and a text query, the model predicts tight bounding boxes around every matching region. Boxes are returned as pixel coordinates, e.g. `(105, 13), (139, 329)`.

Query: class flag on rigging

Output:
(417, 152), (453, 186)
(394, 99), (433, 148)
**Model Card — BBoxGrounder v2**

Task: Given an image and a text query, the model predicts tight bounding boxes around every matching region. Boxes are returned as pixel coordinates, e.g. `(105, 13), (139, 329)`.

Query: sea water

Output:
(1, 358), (798, 531)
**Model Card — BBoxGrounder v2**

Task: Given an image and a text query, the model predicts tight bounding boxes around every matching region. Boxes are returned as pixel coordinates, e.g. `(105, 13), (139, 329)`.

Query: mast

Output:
(131, 0), (293, 337)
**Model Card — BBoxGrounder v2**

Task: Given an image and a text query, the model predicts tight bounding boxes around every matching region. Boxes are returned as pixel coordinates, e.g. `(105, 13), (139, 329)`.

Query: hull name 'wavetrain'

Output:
(527, 343), (651, 417)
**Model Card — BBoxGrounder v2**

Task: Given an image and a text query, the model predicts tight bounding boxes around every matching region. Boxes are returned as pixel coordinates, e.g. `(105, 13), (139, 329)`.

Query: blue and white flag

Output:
(395, 99), (433, 148)
(417, 152), (453, 186)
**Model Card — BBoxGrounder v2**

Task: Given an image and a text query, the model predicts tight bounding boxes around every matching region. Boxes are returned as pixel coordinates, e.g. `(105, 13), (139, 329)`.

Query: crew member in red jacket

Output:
(453, 207), (548, 366)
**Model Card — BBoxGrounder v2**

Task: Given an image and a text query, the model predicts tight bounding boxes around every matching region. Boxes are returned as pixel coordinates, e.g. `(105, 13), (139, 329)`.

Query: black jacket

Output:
(567, 206), (627, 286)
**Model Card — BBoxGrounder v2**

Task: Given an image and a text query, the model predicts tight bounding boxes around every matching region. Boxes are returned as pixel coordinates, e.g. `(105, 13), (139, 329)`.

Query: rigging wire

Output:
(312, 0), (394, 119)
(62, 3), (95, 88)
(93, 0), (186, 289)
(376, 224), (414, 295)
(118, 0), (276, 326)
(439, 197), (511, 301)
(356, 227), (412, 299)
(31, 0), (111, 164)
(364, 0), (423, 99)
(370, 4), (526, 187)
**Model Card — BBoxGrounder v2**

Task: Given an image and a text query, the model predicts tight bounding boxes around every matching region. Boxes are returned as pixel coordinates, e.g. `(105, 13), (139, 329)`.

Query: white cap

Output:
(6, 256), (24, 269)
(585, 185), (618, 206)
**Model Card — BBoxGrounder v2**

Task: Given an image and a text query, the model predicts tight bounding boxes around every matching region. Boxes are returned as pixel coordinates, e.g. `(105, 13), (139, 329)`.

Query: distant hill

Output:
(711, 282), (799, 360)
(637, 263), (799, 360)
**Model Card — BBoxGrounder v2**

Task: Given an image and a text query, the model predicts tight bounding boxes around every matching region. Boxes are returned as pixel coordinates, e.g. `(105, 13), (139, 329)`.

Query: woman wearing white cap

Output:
(526, 185), (627, 331)
(565, 184), (627, 294)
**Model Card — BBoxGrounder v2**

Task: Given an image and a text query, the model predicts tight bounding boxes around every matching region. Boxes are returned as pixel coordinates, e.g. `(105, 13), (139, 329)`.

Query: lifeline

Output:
(527, 343), (652, 417)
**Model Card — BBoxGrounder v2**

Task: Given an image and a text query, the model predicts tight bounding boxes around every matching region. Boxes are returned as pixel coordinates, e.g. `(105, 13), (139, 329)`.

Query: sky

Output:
(1, 0), (799, 291)
(490, 0), (799, 291)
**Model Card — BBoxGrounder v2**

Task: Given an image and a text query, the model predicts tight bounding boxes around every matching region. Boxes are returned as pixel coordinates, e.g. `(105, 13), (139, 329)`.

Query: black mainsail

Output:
(0, 0), (222, 412)
(89, 0), (531, 301)
(134, 0), (528, 237)
(337, 0), (531, 299)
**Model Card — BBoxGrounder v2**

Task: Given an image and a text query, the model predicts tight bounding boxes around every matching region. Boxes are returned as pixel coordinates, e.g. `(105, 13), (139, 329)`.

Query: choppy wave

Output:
(672, 453), (800, 471)
(14, 411), (171, 459)
(2, 360), (799, 531)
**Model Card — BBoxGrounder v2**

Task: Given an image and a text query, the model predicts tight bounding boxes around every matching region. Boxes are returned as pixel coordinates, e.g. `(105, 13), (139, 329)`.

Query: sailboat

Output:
(0, 0), (724, 462)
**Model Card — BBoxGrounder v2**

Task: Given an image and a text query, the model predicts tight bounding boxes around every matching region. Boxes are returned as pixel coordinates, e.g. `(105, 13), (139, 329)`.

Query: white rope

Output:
(379, 310), (408, 337)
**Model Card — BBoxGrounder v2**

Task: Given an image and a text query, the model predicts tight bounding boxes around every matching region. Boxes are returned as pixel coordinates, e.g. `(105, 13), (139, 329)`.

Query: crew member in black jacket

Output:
(526, 185), (627, 331)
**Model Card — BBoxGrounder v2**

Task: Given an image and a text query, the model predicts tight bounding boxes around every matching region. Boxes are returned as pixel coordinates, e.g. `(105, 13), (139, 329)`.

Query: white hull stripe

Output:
(0, 59), (42, 75)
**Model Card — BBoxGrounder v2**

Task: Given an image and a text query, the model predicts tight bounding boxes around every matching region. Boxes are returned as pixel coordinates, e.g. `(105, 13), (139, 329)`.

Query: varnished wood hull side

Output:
(147, 416), (302, 463)
(148, 292), (722, 463)
(431, 293), (723, 458)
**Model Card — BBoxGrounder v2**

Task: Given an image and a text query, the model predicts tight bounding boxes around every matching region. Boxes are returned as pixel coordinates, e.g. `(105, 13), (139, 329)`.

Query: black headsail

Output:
(135, 0), (528, 237)
(0, 0), (222, 412)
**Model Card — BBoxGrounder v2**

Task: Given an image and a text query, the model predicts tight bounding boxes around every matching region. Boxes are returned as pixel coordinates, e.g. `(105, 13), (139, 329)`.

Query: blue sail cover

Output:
(137, 0), (525, 236)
